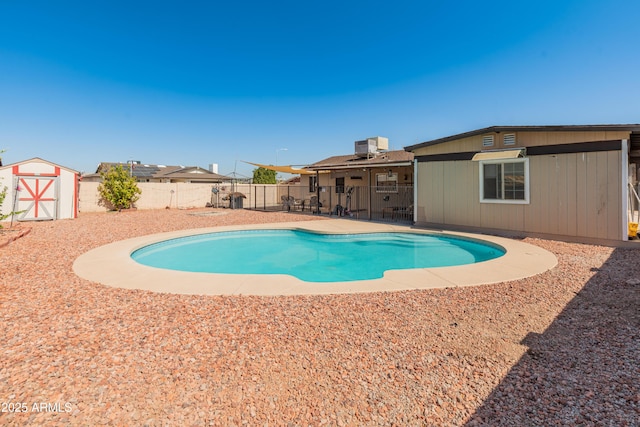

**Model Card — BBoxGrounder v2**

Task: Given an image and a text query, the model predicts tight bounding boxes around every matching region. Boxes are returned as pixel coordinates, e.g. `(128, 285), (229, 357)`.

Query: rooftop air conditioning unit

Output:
(371, 136), (388, 151)
(355, 139), (377, 157)
(354, 136), (389, 157)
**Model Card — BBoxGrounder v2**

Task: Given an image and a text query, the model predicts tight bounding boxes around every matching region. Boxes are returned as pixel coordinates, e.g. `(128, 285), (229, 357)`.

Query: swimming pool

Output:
(131, 229), (505, 282)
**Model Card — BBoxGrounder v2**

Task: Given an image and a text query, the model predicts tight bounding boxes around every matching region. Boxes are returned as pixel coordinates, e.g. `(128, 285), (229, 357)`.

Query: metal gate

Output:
(16, 175), (59, 220)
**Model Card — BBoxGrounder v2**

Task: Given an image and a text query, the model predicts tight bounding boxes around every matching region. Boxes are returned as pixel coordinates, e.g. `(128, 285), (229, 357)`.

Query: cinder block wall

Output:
(78, 182), (283, 212)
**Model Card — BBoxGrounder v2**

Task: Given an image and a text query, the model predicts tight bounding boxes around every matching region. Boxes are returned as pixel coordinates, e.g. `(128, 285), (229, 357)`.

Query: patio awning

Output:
(243, 161), (318, 175)
(471, 149), (525, 161)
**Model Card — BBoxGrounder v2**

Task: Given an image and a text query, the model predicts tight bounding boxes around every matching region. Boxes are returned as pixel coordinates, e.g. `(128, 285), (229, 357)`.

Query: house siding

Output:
(415, 149), (622, 242)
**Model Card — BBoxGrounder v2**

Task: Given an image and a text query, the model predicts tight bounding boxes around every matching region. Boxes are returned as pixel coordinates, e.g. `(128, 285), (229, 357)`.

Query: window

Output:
(503, 133), (516, 146)
(376, 172), (398, 192)
(482, 135), (494, 147)
(479, 158), (529, 204)
(335, 177), (345, 194)
(308, 175), (317, 193)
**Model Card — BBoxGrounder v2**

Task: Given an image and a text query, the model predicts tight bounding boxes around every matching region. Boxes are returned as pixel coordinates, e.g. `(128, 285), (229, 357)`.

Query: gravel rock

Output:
(0, 208), (638, 426)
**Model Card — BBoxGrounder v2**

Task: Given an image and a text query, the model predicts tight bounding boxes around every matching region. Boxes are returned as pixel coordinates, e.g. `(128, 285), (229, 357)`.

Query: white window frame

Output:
(479, 158), (530, 204)
(375, 172), (398, 193)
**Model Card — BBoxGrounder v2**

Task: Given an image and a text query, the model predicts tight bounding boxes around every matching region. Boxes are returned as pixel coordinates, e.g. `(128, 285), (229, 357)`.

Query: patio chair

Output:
(292, 198), (304, 211)
(392, 204), (413, 220)
(310, 196), (323, 214)
(281, 195), (290, 211)
(287, 196), (297, 211)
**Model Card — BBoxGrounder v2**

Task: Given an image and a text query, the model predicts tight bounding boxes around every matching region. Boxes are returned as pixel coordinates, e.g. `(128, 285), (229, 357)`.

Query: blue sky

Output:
(1, 1), (639, 177)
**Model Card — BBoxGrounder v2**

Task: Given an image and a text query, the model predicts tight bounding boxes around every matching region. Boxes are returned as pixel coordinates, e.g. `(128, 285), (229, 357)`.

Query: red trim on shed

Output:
(73, 173), (79, 218)
(6, 159), (79, 220)
(19, 177), (56, 218)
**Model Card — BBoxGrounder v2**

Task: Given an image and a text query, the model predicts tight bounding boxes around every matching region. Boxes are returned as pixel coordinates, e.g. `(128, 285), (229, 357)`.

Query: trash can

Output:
(231, 196), (244, 209)
(228, 192), (245, 209)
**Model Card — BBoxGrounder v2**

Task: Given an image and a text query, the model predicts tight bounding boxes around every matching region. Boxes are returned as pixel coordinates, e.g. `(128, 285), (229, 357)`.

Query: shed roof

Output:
(0, 157), (79, 174)
(404, 124), (640, 152)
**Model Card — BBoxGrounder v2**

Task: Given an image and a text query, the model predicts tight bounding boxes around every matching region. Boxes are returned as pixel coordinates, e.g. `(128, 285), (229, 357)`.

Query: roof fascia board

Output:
(0, 157), (79, 174)
(306, 161), (413, 171)
(405, 124), (640, 152)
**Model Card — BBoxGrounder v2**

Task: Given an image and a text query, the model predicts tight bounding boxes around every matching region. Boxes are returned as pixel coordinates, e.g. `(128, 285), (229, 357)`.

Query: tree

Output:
(252, 166), (277, 184)
(98, 164), (142, 210)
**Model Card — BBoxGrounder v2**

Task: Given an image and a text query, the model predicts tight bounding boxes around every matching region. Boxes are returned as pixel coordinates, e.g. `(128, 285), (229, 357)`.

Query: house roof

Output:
(93, 162), (230, 181)
(404, 124), (640, 152)
(284, 176), (301, 184)
(306, 150), (414, 171)
(96, 162), (162, 178)
(154, 166), (229, 180)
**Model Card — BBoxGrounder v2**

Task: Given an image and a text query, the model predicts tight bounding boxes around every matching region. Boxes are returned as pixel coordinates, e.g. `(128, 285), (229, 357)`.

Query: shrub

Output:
(0, 150), (25, 226)
(98, 164), (142, 210)
(252, 166), (276, 184)
(0, 181), (9, 225)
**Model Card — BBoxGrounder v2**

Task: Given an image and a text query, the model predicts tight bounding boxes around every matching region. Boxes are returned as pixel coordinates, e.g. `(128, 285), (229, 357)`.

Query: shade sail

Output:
(472, 149), (525, 161)
(243, 161), (317, 175)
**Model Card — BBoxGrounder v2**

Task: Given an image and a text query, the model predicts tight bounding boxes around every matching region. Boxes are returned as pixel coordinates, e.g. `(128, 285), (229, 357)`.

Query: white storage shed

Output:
(0, 157), (79, 221)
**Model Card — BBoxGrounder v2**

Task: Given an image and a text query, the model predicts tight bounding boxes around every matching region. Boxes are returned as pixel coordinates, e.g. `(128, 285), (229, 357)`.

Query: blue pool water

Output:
(131, 230), (505, 283)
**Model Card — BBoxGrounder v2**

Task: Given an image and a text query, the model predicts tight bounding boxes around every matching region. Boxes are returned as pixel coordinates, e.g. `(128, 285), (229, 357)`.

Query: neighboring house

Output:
(0, 157), (79, 221)
(283, 176), (301, 185)
(84, 162), (232, 183)
(405, 124), (640, 245)
(304, 137), (414, 220)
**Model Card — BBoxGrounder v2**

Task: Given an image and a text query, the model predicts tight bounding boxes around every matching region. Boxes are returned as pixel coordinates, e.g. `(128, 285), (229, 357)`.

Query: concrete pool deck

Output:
(73, 219), (558, 296)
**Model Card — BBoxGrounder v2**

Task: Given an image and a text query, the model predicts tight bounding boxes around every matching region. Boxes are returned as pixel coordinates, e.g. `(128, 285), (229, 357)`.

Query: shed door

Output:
(16, 176), (59, 220)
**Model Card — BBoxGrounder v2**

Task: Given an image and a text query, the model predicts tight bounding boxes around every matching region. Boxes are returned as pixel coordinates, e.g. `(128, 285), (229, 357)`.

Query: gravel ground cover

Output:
(1, 208), (638, 426)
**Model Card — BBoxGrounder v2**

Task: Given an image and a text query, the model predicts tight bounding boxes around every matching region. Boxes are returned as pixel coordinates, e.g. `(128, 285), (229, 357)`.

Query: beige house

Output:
(405, 124), (640, 245)
(304, 137), (414, 220)
(246, 138), (414, 219)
